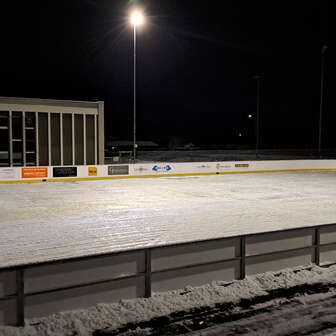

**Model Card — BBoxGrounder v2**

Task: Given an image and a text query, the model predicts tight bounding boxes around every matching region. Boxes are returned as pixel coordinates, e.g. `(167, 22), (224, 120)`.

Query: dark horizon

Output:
(0, 0), (334, 149)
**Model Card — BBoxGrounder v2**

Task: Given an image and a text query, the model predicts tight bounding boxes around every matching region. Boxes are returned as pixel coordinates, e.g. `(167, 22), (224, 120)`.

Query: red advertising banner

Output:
(22, 168), (48, 179)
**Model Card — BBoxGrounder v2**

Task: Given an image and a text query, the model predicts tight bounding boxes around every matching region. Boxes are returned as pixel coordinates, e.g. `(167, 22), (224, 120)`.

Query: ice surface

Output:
(1, 172), (336, 268)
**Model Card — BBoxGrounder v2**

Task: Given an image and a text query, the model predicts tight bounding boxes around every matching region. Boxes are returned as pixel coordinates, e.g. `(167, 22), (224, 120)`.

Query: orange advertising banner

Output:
(88, 167), (97, 176)
(22, 168), (48, 179)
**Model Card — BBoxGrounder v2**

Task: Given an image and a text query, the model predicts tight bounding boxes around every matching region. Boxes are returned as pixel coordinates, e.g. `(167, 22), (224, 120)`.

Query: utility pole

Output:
(318, 45), (328, 157)
(254, 75), (261, 159)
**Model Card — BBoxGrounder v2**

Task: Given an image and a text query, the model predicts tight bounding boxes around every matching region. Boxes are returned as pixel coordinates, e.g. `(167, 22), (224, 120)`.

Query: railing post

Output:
(314, 228), (320, 266)
(240, 237), (246, 280)
(16, 268), (25, 327)
(144, 250), (152, 298)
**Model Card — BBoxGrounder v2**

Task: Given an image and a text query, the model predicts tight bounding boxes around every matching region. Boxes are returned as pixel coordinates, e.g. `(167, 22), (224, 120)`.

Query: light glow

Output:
(130, 11), (145, 26)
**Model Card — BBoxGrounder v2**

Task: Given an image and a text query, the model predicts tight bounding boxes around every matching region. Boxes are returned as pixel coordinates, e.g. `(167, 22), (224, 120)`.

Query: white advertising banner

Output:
(0, 168), (17, 180)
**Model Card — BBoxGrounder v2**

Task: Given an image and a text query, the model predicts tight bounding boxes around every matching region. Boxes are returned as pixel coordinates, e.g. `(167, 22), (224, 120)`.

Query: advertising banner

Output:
(22, 167), (48, 179)
(216, 163), (233, 170)
(151, 164), (173, 173)
(108, 165), (129, 176)
(133, 166), (150, 174)
(88, 167), (97, 176)
(0, 168), (16, 179)
(53, 167), (77, 178)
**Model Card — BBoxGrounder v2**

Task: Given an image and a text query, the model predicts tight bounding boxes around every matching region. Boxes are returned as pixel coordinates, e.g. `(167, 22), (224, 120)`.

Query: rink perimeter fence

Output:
(1, 222), (336, 326)
(1, 159), (336, 183)
(1, 160), (336, 326)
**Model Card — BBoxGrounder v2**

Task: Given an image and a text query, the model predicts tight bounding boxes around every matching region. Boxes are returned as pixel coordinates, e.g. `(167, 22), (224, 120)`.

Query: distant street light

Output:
(130, 10), (145, 162)
(253, 75), (261, 159)
(318, 45), (328, 157)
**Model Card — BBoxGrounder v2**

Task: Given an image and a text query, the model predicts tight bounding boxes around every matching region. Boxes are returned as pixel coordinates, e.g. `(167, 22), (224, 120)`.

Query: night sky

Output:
(0, 1), (333, 149)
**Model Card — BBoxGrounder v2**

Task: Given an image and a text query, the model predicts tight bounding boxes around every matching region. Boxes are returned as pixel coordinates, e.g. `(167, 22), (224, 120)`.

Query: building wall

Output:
(0, 97), (104, 167)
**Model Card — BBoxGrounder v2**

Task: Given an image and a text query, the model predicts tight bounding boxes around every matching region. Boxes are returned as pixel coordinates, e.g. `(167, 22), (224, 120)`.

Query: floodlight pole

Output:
(318, 45), (327, 157)
(133, 25), (137, 162)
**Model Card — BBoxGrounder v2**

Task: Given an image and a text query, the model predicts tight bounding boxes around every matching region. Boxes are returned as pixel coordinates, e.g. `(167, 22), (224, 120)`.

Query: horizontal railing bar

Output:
(0, 294), (17, 302)
(245, 245), (315, 260)
(151, 257), (240, 275)
(319, 242), (336, 249)
(25, 273), (143, 297)
(321, 262), (336, 268)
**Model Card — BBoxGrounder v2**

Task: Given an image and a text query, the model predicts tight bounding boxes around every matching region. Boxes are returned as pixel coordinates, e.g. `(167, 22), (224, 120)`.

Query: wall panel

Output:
(25, 276), (145, 319)
(246, 248), (314, 275)
(25, 252), (145, 293)
(75, 114), (84, 165)
(152, 239), (239, 272)
(38, 113), (48, 166)
(246, 229), (314, 256)
(51, 113), (61, 166)
(0, 271), (16, 299)
(86, 115), (95, 165)
(152, 260), (239, 292)
(320, 226), (336, 245)
(0, 298), (17, 326)
(320, 244), (336, 265)
(62, 114), (73, 165)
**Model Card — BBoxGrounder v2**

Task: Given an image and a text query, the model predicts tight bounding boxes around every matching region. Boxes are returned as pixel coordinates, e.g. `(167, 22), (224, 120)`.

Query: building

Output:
(0, 97), (104, 167)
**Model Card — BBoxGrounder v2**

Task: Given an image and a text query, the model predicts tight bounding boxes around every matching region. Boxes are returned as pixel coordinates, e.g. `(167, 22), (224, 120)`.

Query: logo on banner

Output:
(235, 163), (249, 168)
(216, 163), (232, 170)
(152, 165), (172, 172)
(197, 165), (211, 169)
(134, 167), (148, 172)
(88, 167), (97, 176)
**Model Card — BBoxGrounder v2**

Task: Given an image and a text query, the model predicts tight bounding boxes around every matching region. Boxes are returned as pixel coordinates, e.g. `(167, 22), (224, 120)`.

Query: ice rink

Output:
(1, 172), (336, 268)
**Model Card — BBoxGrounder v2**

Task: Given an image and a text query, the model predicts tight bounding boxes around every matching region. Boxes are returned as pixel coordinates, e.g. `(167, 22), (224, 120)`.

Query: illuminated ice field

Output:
(1, 171), (336, 268)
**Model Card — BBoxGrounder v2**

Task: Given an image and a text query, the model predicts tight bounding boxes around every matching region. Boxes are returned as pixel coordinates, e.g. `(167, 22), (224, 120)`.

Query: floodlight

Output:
(130, 11), (144, 26)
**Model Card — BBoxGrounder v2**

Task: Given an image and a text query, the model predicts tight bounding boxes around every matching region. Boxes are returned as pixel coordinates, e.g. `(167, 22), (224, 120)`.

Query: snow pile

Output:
(1, 265), (336, 336)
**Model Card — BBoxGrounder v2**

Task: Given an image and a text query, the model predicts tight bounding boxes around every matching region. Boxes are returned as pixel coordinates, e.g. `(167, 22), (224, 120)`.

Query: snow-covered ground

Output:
(1, 265), (336, 335)
(1, 172), (336, 268)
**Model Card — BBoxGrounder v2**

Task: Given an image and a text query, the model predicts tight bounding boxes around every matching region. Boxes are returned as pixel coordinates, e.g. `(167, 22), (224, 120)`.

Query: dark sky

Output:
(0, 1), (333, 148)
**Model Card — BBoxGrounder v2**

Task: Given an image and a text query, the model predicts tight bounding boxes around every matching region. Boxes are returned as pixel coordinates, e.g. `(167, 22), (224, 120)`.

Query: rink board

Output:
(1, 159), (336, 183)
(1, 163), (336, 325)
